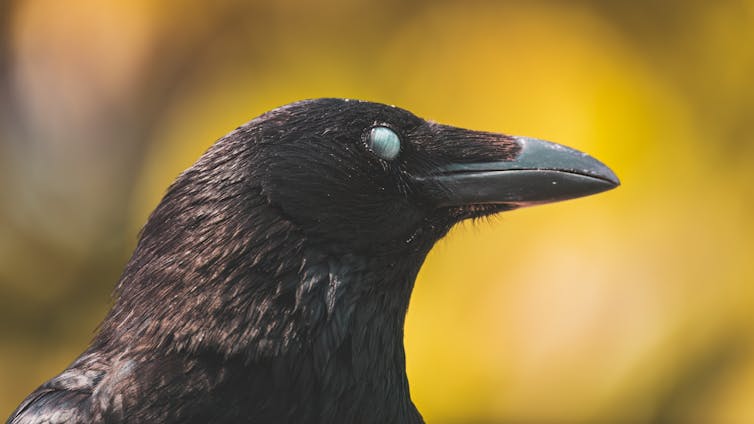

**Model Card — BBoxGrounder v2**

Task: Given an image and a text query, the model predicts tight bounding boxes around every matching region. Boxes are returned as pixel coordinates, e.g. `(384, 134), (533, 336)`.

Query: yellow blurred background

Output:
(1, 0), (753, 422)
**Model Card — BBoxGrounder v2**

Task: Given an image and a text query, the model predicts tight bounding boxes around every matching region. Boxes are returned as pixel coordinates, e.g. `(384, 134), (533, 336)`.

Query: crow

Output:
(7, 98), (619, 423)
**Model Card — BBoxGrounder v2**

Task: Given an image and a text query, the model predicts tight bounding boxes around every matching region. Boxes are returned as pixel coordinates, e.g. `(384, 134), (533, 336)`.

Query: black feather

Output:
(7, 99), (524, 424)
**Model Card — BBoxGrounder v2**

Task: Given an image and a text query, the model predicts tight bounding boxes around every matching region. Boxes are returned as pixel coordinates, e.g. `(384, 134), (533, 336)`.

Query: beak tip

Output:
(515, 136), (621, 191)
(595, 162), (621, 188)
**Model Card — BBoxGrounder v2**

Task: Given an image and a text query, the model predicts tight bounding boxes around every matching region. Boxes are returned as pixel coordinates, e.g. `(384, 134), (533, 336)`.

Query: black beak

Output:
(415, 136), (620, 208)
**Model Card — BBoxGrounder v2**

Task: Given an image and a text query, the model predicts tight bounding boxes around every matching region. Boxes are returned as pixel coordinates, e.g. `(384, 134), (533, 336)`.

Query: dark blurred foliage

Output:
(1, 0), (753, 422)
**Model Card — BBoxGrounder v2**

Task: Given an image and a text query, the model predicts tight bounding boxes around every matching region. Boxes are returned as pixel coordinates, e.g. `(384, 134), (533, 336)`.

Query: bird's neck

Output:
(97, 158), (440, 422)
(294, 247), (426, 423)
(102, 226), (430, 422)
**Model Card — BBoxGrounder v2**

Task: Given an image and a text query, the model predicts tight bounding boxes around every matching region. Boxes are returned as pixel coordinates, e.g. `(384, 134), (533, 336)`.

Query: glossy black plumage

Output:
(7, 99), (618, 424)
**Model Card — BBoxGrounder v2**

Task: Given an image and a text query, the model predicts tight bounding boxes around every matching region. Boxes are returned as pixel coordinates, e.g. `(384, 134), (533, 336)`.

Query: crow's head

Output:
(251, 98), (618, 253)
(105, 97), (618, 369)
(86, 98), (619, 422)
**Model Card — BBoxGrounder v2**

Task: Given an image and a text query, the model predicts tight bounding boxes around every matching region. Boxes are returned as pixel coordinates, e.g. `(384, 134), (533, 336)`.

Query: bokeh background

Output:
(1, 0), (753, 422)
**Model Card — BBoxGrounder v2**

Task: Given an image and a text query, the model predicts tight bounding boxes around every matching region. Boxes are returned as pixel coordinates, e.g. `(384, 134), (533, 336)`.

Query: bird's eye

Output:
(367, 126), (401, 161)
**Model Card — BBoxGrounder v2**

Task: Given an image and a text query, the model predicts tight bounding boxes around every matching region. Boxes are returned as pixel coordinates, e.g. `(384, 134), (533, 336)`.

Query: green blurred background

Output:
(1, 0), (753, 422)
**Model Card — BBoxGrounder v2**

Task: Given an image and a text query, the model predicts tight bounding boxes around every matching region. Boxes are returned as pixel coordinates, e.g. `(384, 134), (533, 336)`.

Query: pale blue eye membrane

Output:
(367, 126), (401, 160)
